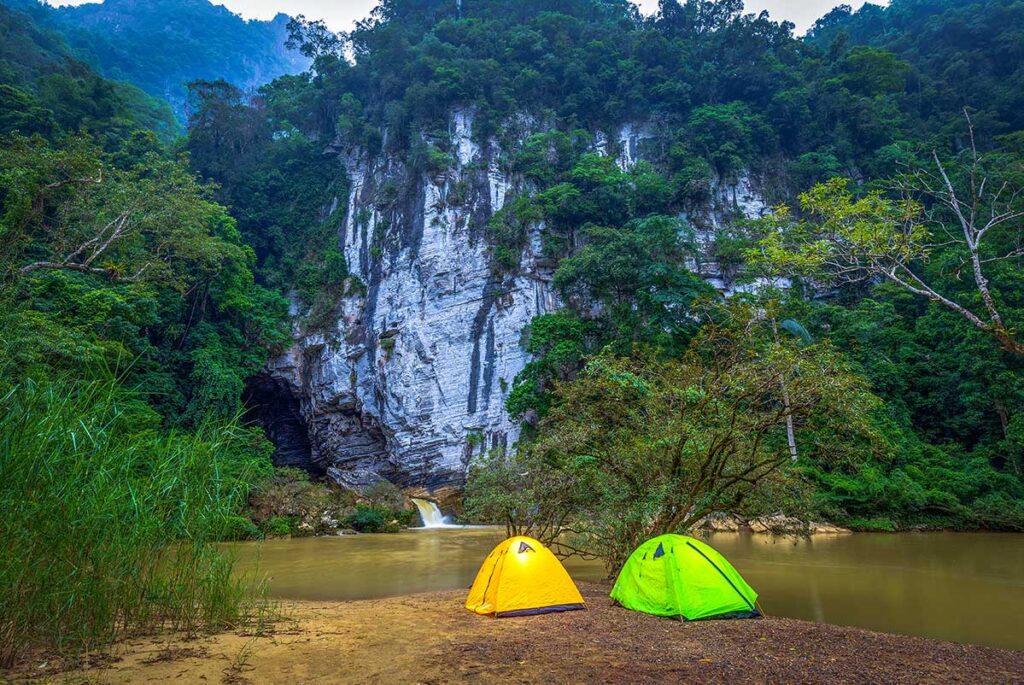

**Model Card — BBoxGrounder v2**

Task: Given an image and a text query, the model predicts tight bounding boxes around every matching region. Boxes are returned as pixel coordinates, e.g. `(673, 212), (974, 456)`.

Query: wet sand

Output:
(13, 583), (1024, 684)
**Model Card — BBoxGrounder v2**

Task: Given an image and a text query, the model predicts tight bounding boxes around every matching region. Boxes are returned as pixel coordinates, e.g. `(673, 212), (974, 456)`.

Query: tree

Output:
(3, 135), (241, 290)
(286, 14), (348, 86)
(475, 305), (883, 571)
(686, 102), (774, 175)
(748, 124), (1024, 355)
(286, 15), (345, 61)
(185, 80), (266, 182)
(0, 133), (289, 424)
(462, 447), (586, 549)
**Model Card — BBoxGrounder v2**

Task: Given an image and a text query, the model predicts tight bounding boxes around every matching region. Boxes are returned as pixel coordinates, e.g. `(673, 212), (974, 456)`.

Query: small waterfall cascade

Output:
(411, 498), (453, 528)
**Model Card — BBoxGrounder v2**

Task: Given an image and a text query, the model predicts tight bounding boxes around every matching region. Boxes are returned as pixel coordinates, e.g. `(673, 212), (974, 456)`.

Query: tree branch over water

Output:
(747, 115), (1024, 356)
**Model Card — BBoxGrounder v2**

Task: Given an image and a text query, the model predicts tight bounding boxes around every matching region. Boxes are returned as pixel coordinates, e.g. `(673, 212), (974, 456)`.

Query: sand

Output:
(10, 583), (1024, 684)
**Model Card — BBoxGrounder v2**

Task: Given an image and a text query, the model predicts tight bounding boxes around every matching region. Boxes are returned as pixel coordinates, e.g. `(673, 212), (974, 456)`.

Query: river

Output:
(225, 529), (1024, 651)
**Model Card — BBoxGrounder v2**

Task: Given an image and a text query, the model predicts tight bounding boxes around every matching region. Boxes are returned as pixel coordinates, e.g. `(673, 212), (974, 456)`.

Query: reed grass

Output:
(0, 376), (274, 667)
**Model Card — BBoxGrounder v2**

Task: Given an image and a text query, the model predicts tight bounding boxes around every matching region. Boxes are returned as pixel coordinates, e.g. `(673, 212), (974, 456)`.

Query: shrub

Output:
(346, 505), (386, 533)
(262, 516), (300, 538)
(0, 377), (273, 666)
(247, 467), (356, 535)
(362, 480), (405, 511)
(221, 514), (263, 541)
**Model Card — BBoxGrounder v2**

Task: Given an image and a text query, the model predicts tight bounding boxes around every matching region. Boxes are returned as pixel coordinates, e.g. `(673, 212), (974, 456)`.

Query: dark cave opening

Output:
(243, 374), (321, 476)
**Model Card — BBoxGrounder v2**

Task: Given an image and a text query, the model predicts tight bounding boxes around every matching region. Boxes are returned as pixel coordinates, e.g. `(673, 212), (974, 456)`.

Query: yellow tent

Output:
(465, 536), (586, 617)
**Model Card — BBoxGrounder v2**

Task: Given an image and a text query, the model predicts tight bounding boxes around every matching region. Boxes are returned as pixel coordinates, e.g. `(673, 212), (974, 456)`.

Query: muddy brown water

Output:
(225, 529), (1024, 650)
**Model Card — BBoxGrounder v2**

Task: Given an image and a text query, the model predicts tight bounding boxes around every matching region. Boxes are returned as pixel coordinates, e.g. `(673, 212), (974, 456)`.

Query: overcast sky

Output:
(49, 0), (882, 35)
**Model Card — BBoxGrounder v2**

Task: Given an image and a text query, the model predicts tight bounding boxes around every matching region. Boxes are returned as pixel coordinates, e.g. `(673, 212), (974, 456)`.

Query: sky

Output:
(50, 0), (882, 36)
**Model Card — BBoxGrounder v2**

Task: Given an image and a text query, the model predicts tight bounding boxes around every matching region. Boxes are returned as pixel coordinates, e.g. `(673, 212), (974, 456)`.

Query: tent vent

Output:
(653, 543), (665, 559)
(518, 541), (535, 553)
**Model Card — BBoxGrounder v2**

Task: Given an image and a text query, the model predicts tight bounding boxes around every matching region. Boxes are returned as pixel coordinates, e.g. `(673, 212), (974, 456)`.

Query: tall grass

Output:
(0, 376), (273, 667)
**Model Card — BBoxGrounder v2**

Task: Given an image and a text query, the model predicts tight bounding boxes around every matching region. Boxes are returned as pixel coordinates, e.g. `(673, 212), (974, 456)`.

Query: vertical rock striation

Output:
(262, 111), (770, 491)
(268, 110), (558, 490)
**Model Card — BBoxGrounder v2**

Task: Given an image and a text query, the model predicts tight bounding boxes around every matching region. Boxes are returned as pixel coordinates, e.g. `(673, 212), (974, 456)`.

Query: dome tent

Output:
(610, 534), (759, 620)
(466, 536), (586, 617)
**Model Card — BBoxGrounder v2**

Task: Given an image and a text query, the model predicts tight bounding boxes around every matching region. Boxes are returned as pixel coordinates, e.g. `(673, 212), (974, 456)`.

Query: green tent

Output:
(610, 534), (759, 620)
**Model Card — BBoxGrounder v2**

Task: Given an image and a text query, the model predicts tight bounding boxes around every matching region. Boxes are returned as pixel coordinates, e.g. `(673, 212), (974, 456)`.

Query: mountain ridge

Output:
(4, 0), (309, 120)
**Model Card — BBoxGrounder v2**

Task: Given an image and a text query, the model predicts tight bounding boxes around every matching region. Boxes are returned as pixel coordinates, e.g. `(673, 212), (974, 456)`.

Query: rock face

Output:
(697, 512), (851, 535)
(243, 374), (317, 474)
(260, 111), (771, 491)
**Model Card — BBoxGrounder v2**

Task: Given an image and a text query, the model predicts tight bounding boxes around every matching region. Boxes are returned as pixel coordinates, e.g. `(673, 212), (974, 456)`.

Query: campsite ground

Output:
(13, 583), (1024, 684)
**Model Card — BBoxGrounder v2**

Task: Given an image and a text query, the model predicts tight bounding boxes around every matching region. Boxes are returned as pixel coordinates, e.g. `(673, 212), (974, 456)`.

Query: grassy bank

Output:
(0, 377), (273, 667)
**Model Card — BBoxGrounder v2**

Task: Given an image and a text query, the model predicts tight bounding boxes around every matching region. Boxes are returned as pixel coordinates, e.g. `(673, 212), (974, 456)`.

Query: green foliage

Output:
(808, 0), (1024, 138)
(507, 214), (712, 422)
(0, 2), (177, 143)
(262, 516), (300, 538)
(0, 30), (292, 663)
(487, 194), (543, 271)
(0, 132), (289, 427)
(247, 470), (415, 535)
(14, 0), (309, 122)
(479, 306), (887, 570)
(463, 446), (587, 545)
(506, 312), (589, 421)
(409, 139), (453, 175)
(247, 467), (354, 537)
(686, 102), (775, 175)
(745, 177), (927, 284)
(511, 130), (580, 185)
(803, 433), (1024, 532)
(346, 0), (806, 163)
(346, 505), (387, 533)
(185, 79), (350, 325)
(0, 376), (273, 666)
(788, 290), (1024, 530)
(554, 215), (710, 348)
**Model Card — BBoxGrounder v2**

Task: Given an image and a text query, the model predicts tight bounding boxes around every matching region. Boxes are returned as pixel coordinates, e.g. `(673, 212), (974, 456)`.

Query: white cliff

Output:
(269, 110), (557, 489)
(265, 110), (771, 491)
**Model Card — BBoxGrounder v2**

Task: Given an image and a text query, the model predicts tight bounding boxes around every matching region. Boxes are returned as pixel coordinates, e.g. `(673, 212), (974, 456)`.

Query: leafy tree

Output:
(505, 312), (590, 422)
(0, 2), (177, 143)
(554, 215), (712, 349)
(184, 79), (351, 325)
(0, 133), (288, 425)
(748, 140), (1024, 355)
(478, 306), (884, 570)
(686, 102), (775, 176)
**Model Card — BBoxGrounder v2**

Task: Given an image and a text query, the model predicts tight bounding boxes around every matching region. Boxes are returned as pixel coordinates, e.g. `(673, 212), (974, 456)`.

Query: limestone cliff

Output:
(260, 111), (769, 492)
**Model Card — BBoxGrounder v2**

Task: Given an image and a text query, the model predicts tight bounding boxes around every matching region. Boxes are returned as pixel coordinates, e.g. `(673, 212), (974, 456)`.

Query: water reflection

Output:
(224, 530), (1024, 650)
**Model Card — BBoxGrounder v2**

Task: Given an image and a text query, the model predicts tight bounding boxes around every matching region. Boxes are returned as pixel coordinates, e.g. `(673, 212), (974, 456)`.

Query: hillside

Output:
(4, 0), (309, 120)
(807, 0), (1024, 135)
(0, 0), (177, 139)
(178, 0), (1024, 532)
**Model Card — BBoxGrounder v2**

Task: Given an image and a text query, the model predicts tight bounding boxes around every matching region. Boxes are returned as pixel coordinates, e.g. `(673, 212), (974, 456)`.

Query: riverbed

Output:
(224, 529), (1024, 651)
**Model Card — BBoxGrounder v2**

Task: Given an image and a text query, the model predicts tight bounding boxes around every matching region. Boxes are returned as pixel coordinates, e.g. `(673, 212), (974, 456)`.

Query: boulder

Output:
(809, 521), (852, 534)
(697, 513), (744, 532)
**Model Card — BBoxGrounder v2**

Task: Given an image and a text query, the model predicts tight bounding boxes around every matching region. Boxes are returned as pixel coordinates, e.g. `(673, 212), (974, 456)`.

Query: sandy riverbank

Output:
(10, 583), (1023, 684)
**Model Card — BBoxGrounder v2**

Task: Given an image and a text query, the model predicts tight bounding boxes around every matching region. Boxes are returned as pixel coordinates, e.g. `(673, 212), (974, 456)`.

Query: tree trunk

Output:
(782, 381), (798, 462)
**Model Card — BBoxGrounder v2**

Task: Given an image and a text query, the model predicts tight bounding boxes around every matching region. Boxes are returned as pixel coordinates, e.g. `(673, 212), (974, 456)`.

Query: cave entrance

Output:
(243, 374), (322, 476)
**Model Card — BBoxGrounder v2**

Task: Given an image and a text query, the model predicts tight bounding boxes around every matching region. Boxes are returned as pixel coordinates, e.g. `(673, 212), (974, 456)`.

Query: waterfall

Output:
(411, 498), (453, 528)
